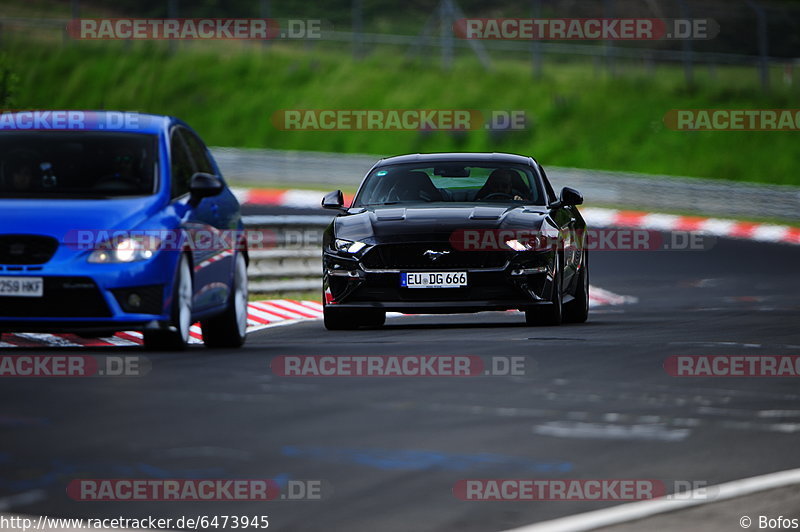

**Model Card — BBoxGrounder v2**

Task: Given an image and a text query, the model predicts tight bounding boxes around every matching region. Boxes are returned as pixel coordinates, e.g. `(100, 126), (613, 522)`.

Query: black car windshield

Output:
(354, 162), (545, 206)
(0, 132), (158, 198)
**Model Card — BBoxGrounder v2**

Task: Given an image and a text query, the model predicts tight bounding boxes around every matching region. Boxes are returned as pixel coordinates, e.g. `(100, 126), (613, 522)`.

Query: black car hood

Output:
(334, 204), (550, 244)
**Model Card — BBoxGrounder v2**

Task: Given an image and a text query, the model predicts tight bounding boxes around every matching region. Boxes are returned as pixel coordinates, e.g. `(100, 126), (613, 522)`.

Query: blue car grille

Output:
(0, 277), (110, 318)
(0, 235), (59, 265)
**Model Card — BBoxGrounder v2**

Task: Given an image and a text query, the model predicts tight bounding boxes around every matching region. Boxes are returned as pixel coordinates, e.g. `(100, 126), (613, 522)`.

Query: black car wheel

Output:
(563, 251), (589, 324)
(143, 254), (193, 351)
(361, 309), (386, 328)
(525, 254), (563, 326)
(201, 253), (249, 348)
(324, 306), (358, 330)
(324, 306), (385, 330)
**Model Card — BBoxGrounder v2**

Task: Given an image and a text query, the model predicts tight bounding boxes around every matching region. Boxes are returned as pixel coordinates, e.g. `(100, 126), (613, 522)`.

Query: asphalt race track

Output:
(2, 234), (800, 531)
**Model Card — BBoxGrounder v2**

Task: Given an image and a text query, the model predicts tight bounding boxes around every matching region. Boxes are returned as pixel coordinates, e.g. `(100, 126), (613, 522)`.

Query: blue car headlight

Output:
(88, 235), (162, 263)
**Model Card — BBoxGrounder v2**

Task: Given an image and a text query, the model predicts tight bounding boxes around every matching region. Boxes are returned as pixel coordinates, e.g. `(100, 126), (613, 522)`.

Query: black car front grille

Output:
(0, 277), (111, 317)
(349, 271), (526, 302)
(361, 243), (511, 270)
(0, 235), (59, 265)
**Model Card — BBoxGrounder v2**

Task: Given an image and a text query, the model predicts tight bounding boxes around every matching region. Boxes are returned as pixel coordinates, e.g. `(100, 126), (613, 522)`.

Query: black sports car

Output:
(321, 152), (588, 329)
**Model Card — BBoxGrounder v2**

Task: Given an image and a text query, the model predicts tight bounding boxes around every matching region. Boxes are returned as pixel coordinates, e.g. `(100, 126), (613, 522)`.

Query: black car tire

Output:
(324, 306), (358, 330)
(525, 254), (563, 326)
(361, 310), (386, 328)
(143, 254), (193, 351)
(563, 252), (589, 324)
(324, 307), (385, 330)
(201, 253), (249, 348)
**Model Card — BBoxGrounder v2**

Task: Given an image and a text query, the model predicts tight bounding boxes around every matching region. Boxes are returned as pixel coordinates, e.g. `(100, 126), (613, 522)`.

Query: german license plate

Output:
(0, 277), (44, 297)
(400, 272), (467, 288)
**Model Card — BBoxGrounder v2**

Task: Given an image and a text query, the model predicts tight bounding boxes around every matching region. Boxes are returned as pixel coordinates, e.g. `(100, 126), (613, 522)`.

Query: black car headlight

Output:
(334, 239), (368, 254)
(505, 238), (536, 252)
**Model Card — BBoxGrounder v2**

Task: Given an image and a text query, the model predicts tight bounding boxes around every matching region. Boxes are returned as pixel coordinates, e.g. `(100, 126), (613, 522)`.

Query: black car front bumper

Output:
(323, 246), (557, 313)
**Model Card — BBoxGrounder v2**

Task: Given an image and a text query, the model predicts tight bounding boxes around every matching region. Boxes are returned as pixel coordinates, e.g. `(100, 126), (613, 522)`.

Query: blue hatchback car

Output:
(0, 111), (248, 350)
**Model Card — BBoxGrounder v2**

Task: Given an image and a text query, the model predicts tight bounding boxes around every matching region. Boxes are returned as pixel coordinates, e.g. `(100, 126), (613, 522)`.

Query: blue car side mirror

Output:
(189, 172), (223, 200)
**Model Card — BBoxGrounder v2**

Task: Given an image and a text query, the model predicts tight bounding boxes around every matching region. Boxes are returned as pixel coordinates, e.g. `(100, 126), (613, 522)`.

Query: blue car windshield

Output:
(0, 132), (158, 198)
(354, 162), (545, 206)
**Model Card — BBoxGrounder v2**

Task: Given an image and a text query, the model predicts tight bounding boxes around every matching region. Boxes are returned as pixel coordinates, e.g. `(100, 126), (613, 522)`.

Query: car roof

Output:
(0, 111), (176, 135)
(373, 152), (535, 167)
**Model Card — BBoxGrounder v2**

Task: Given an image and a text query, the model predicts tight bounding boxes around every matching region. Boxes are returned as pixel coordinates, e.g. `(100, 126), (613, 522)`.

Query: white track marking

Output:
(500, 467), (800, 532)
(98, 335), (141, 347)
(641, 213), (682, 231)
(249, 301), (309, 320)
(281, 189), (326, 208)
(589, 286), (638, 306)
(272, 299), (324, 317)
(532, 421), (690, 442)
(297, 300), (324, 311)
(0, 490), (47, 512)
(235, 187), (800, 245)
(699, 218), (738, 236)
(0, 288), (634, 348)
(580, 208), (619, 227)
(752, 224), (790, 242)
(14, 333), (82, 347)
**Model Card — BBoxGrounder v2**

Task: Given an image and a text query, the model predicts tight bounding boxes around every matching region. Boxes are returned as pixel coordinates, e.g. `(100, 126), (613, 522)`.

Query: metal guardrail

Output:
(243, 215), (329, 293)
(234, 148), (800, 292)
(233, 147), (800, 292)
(217, 147), (800, 221)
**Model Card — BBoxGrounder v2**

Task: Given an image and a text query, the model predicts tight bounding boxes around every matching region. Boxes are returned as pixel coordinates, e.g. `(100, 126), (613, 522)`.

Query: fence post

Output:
(603, 0), (616, 76)
(167, 0), (178, 54)
(260, 0), (271, 47)
(677, 0), (694, 86)
(530, 0), (542, 78)
(746, 0), (770, 90)
(440, 0), (454, 70)
(352, 0), (363, 60)
(446, 0), (492, 70)
(65, 0), (80, 44)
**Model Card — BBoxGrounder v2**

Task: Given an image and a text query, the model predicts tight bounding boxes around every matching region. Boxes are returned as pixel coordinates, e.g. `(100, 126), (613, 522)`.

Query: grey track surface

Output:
(2, 236), (800, 531)
(598, 485), (800, 532)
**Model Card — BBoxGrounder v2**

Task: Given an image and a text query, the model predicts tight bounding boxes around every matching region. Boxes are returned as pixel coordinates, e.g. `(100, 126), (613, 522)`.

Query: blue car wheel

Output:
(143, 254), (193, 350)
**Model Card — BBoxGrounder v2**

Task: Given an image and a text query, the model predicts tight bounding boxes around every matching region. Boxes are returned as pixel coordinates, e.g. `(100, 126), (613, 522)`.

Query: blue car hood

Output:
(0, 196), (166, 241)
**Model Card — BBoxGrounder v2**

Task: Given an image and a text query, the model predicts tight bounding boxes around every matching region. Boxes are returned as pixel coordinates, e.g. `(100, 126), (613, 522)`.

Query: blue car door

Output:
(168, 126), (232, 311)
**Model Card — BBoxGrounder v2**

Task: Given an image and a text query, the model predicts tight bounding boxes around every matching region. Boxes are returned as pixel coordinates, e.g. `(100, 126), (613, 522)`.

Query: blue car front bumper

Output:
(0, 247), (181, 334)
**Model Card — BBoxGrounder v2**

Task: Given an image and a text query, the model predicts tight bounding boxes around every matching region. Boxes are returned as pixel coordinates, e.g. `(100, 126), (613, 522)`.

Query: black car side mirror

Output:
(550, 186), (583, 209)
(560, 187), (583, 206)
(189, 172), (223, 200)
(322, 190), (346, 211)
